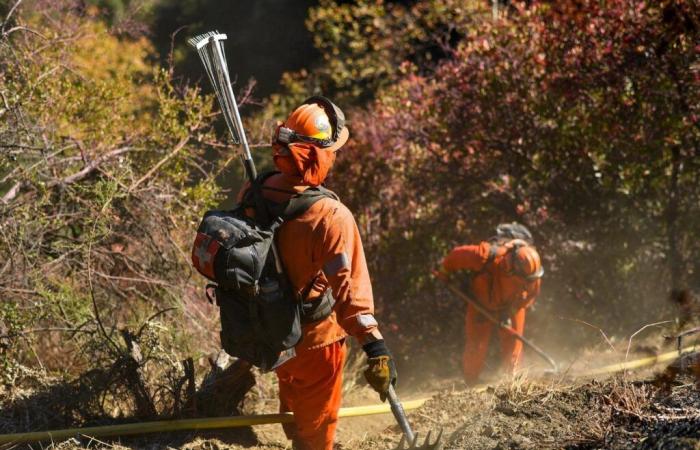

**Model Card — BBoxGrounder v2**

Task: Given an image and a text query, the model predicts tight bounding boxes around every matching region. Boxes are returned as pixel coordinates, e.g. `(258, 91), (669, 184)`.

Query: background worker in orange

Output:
(437, 224), (543, 384)
(239, 97), (396, 450)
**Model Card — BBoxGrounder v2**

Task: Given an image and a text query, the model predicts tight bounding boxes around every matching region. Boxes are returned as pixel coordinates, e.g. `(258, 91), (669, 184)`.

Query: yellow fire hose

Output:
(0, 399), (427, 445)
(579, 344), (698, 377)
(0, 345), (697, 446)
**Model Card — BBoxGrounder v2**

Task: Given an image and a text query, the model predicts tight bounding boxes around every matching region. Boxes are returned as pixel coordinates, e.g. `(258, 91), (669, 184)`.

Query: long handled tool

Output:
(443, 280), (559, 373)
(187, 31), (256, 181)
(187, 31), (288, 277)
(387, 385), (443, 450)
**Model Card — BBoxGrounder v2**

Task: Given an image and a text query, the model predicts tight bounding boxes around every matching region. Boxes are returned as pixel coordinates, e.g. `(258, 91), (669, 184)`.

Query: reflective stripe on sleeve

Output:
(357, 314), (378, 328)
(323, 252), (349, 276)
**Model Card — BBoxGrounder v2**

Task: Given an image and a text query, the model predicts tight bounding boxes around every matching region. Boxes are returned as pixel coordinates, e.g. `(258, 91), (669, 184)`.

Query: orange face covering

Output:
(273, 142), (336, 186)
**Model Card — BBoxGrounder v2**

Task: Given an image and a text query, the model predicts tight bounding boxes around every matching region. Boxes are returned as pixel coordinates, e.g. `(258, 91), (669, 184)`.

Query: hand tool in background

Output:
(442, 280), (559, 373)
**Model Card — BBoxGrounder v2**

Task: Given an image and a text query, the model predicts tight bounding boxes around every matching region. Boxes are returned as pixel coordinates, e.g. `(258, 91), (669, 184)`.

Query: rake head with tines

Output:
(187, 30), (257, 181)
(387, 386), (443, 450)
(395, 430), (444, 450)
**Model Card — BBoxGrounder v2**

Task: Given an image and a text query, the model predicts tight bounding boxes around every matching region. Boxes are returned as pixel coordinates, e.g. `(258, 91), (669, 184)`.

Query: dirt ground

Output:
(2, 344), (699, 450)
(357, 374), (700, 450)
(5, 373), (698, 450)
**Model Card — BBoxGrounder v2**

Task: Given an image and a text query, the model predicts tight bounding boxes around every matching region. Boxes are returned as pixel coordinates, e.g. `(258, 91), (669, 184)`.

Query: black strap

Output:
(302, 95), (345, 142)
(241, 172), (279, 227)
(280, 185), (339, 221)
(484, 243), (498, 270)
(262, 185), (297, 195)
(242, 171), (339, 224)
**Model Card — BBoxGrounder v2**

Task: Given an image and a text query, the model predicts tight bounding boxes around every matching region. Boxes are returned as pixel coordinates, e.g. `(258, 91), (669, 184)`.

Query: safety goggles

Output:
(522, 266), (545, 280)
(275, 125), (335, 148)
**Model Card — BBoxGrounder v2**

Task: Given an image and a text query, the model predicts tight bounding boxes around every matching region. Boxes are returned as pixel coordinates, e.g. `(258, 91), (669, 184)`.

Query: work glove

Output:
(362, 339), (397, 402)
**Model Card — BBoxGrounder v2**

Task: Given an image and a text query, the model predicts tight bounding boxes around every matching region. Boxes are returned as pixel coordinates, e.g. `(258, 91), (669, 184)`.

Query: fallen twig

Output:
(559, 316), (616, 353)
(624, 321), (673, 365)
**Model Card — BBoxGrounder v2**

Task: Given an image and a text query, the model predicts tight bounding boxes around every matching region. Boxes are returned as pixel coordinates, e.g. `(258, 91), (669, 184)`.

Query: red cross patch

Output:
(192, 232), (221, 280)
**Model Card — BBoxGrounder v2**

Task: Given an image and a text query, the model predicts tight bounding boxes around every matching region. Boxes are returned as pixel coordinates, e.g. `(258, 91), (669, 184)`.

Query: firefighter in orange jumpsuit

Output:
(240, 97), (396, 450)
(438, 225), (543, 384)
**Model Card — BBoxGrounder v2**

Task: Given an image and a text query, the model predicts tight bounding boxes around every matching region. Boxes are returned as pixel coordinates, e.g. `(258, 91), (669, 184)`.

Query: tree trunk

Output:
(184, 351), (256, 418)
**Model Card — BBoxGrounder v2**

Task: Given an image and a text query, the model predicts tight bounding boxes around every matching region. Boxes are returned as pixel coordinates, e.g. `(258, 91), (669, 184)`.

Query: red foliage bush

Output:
(330, 0), (699, 374)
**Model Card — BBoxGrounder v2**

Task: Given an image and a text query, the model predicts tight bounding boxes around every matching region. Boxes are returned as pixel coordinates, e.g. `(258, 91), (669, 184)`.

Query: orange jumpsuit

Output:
(442, 242), (540, 383)
(242, 173), (377, 450)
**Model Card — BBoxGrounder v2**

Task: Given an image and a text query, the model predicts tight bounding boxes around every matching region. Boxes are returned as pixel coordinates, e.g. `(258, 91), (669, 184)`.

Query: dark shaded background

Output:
(151, 0), (319, 97)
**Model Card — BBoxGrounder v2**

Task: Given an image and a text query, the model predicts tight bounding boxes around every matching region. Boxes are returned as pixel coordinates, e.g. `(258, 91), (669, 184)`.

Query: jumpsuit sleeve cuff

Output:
(340, 313), (379, 339)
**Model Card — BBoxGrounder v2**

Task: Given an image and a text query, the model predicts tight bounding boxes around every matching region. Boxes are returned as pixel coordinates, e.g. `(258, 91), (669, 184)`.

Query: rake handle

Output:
(208, 34), (256, 183)
(387, 384), (416, 443)
(444, 281), (558, 372)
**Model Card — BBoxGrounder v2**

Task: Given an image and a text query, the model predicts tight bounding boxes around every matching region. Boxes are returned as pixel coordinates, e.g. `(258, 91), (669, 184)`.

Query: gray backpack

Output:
(192, 172), (338, 370)
(493, 222), (534, 244)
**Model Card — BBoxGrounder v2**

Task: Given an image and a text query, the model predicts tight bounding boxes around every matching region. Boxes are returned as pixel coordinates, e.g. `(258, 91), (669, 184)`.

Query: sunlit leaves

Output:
(334, 0), (700, 340)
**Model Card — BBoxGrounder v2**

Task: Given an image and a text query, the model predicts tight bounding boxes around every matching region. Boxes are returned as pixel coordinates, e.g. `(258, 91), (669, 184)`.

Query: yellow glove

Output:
(362, 340), (397, 401)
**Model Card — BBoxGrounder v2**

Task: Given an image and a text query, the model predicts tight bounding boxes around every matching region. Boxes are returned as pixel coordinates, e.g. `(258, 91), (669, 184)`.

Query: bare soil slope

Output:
(359, 375), (700, 450)
(2, 374), (699, 449)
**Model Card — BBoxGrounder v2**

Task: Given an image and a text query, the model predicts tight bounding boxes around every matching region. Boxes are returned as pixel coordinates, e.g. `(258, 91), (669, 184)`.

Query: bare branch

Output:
(1, 0), (23, 35)
(0, 327), (94, 339)
(136, 307), (177, 337)
(1, 145), (74, 184)
(237, 78), (261, 107)
(3, 25), (48, 40)
(558, 316), (616, 353)
(87, 206), (122, 356)
(128, 136), (189, 193)
(92, 271), (171, 287)
(624, 320), (674, 364)
(47, 147), (133, 188)
(167, 25), (189, 76)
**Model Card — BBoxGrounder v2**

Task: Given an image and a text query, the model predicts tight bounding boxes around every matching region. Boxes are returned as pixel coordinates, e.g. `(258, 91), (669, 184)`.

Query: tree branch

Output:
(625, 320), (673, 364)
(47, 147), (133, 188)
(128, 136), (189, 193)
(0, 0), (23, 35)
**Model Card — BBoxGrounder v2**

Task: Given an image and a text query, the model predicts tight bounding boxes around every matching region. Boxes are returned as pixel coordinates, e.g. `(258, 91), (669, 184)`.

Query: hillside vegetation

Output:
(0, 0), (699, 447)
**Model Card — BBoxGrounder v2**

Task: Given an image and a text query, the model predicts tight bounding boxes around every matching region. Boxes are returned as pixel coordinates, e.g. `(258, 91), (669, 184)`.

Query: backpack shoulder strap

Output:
(241, 170), (280, 209)
(245, 172), (340, 223)
(476, 242), (499, 274)
(240, 171), (298, 226)
(462, 243), (499, 300)
(281, 185), (340, 221)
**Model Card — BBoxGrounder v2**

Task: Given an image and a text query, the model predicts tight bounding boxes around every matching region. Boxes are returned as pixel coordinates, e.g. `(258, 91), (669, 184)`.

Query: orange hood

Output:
(273, 142), (336, 186)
